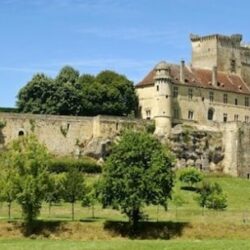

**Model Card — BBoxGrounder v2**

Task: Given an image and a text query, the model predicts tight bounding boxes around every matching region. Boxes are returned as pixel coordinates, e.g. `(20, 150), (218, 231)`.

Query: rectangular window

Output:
(234, 114), (239, 121)
(156, 85), (159, 92)
(173, 86), (178, 98)
(231, 59), (236, 73)
(235, 98), (238, 105)
(174, 108), (179, 119)
(223, 94), (228, 104)
(209, 91), (214, 102)
(245, 97), (249, 107)
(188, 110), (194, 120)
(245, 116), (249, 123)
(223, 113), (228, 123)
(188, 88), (193, 99)
(146, 110), (151, 120)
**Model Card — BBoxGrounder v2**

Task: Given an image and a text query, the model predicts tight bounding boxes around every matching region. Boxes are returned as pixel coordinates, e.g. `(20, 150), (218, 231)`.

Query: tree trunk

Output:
(131, 208), (140, 231)
(49, 202), (52, 217)
(91, 204), (95, 219)
(72, 202), (75, 221)
(8, 202), (11, 221)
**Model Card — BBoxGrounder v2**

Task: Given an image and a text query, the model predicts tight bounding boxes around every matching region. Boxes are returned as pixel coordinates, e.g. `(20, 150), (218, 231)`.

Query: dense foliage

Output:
(0, 135), (51, 225)
(179, 167), (203, 188)
(48, 157), (102, 174)
(198, 181), (227, 211)
(100, 130), (175, 228)
(17, 67), (138, 116)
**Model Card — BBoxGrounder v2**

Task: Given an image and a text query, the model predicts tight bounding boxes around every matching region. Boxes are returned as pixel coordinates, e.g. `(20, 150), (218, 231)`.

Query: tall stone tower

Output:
(153, 61), (172, 137)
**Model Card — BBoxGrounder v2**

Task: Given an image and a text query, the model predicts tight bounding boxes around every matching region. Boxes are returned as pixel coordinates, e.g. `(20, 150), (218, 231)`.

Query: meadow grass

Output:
(1, 239), (250, 250)
(0, 175), (250, 242)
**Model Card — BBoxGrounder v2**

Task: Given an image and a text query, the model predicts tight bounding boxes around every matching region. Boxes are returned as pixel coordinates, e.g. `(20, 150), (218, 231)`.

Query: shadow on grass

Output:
(80, 217), (106, 222)
(181, 186), (200, 192)
(13, 220), (62, 237)
(104, 220), (190, 239)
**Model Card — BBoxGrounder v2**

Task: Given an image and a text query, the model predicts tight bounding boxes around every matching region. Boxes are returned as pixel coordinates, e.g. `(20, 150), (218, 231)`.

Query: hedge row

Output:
(48, 157), (102, 174)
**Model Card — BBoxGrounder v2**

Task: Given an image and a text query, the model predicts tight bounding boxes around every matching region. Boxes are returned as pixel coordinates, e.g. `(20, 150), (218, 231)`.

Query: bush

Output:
(179, 167), (203, 187)
(198, 181), (227, 210)
(49, 157), (102, 174)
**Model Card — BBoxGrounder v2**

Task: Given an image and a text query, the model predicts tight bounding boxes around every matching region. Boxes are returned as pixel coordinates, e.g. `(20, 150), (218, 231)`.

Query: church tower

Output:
(153, 61), (172, 137)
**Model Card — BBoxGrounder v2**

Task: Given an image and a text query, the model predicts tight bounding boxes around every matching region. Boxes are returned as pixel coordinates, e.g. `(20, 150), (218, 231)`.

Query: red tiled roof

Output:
(136, 63), (250, 95)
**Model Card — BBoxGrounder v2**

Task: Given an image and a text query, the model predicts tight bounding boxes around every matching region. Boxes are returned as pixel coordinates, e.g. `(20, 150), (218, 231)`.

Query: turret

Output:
(153, 61), (172, 137)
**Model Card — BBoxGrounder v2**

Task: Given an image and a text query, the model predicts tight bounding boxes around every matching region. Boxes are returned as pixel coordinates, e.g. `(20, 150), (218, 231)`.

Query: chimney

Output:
(180, 60), (185, 83)
(212, 66), (217, 86)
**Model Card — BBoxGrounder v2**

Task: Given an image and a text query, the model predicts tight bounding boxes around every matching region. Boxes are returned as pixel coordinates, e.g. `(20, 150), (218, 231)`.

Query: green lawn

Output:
(0, 175), (250, 241)
(1, 239), (250, 250)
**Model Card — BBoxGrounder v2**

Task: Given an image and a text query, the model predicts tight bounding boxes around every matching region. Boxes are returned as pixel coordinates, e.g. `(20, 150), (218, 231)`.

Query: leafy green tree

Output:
(100, 130), (174, 229)
(17, 68), (138, 117)
(0, 167), (18, 221)
(45, 173), (64, 217)
(172, 194), (185, 220)
(62, 168), (86, 221)
(179, 167), (203, 188)
(82, 181), (101, 219)
(17, 74), (56, 114)
(2, 135), (51, 225)
(56, 66), (80, 87)
(198, 181), (227, 214)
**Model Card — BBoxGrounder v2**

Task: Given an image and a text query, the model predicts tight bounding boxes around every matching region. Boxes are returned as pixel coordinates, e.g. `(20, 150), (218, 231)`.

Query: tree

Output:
(82, 181), (101, 219)
(62, 168), (86, 221)
(17, 67), (138, 117)
(45, 173), (64, 217)
(0, 167), (18, 221)
(172, 194), (185, 220)
(198, 181), (227, 214)
(2, 135), (51, 226)
(100, 130), (174, 229)
(179, 167), (203, 188)
(17, 74), (56, 114)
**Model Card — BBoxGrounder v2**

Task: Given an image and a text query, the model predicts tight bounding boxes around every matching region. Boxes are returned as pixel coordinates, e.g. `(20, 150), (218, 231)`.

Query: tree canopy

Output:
(17, 67), (138, 117)
(100, 130), (175, 228)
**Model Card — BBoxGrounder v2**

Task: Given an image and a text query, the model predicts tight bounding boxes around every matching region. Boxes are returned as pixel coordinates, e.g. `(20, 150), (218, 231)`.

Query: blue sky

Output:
(0, 0), (250, 107)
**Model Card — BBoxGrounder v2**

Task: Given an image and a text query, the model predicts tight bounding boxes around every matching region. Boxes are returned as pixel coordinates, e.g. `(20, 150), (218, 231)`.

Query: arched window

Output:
(18, 130), (24, 136)
(208, 108), (214, 121)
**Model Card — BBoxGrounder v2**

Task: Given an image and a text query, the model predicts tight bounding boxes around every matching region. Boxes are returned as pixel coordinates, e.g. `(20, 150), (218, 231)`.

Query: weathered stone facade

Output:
(0, 113), (146, 158)
(136, 33), (250, 177)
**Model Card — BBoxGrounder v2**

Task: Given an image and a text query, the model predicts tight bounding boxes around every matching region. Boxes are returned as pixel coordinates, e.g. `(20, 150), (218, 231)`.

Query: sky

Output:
(0, 0), (250, 107)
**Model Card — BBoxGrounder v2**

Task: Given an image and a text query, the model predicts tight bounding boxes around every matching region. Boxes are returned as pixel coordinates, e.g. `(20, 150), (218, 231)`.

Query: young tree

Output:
(2, 135), (51, 226)
(179, 167), (203, 188)
(172, 194), (185, 220)
(82, 181), (101, 219)
(0, 168), (18, 221)
(62, 168), (86, 221)
(45, 173), (64, 217)
(100, 130), (175, 229)
(198, 181), (227, 214)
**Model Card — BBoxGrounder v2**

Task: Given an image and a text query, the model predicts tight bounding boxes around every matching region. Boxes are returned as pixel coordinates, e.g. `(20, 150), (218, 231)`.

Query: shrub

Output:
(179, 166), (203, 188)
(198, 181), (227, 211)
(49, 157), (102, 174)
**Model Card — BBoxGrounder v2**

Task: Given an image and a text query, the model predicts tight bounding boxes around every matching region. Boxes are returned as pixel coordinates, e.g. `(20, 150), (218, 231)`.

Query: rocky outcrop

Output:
(169, 125), (224, 172)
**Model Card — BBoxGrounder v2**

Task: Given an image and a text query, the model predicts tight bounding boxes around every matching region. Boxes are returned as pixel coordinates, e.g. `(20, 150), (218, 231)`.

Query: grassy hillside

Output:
(0, 175), (250, 243)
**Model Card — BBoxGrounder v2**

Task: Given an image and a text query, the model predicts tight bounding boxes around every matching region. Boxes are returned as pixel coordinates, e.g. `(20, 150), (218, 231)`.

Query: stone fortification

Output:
(0, 113), (145, 158)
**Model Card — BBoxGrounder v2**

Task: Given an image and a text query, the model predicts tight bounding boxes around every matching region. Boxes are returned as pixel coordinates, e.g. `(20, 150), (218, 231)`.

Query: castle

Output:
(136, 33), (250, 136)
(1, 33), (250, 177)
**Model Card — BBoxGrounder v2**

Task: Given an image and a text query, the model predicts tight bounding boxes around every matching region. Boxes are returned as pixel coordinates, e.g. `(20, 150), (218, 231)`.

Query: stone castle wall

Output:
(1, 112), (250, 177)
(0, 113), (145, 157)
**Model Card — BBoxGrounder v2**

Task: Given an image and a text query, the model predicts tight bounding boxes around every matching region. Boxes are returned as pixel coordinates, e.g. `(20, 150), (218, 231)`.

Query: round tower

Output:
(153, 61), (172, 137)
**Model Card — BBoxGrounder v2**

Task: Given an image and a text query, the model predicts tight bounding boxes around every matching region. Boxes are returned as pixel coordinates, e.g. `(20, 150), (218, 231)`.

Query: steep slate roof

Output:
(136, 63), (250, 95)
